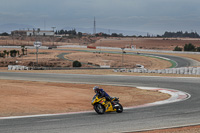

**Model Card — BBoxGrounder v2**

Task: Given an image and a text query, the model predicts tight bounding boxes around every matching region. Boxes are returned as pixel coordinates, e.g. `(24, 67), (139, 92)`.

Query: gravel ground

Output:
(0, 79), (169, 117)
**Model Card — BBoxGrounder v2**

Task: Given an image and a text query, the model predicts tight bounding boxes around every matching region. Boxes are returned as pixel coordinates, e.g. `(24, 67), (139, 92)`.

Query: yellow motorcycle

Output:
(91, 95), (123, 114)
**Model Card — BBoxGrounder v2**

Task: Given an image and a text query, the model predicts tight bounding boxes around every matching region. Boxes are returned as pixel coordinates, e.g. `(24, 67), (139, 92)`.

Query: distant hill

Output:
(0, 23), (34, 33)
(62, 27), (148, 36)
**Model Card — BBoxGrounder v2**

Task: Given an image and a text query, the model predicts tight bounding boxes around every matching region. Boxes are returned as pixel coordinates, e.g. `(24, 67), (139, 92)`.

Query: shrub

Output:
(73, 60), (82, 67)
(0, 52), (5, 58)
(173, 46), (182, 51)
(197, 47), (200, 52)
(184, 43), (196, 51)
(10, 50), (18, 57)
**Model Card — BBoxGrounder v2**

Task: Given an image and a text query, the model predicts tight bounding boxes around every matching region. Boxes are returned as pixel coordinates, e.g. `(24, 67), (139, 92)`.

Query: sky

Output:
(1, 0), (200, 35)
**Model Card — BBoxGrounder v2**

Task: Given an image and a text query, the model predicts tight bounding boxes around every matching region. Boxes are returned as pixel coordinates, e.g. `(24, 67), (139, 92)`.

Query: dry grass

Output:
(93, 38), (200, 50)
(0, 47), (172, 69)
(65, 52), (171, 69)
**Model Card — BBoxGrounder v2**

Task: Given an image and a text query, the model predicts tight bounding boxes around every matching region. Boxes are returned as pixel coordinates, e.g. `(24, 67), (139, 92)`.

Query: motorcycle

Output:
(91, 95), (123, 114)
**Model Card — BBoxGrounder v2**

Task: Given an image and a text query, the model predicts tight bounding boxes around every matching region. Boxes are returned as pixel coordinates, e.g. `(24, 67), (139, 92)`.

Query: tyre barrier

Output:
(114, 67), (200, 75)
(8, 65), (29, 70)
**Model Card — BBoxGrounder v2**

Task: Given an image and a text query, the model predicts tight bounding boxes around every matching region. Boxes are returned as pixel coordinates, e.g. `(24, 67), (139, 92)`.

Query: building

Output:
(11, 29), (54, 36)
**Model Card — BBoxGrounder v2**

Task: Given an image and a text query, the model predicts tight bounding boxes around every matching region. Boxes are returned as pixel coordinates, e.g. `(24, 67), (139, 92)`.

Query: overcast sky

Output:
(1, 0), (200, 34)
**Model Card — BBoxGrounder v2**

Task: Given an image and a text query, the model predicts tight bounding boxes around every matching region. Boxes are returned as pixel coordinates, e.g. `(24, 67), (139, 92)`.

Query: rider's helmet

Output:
(93, 86), (100, 93)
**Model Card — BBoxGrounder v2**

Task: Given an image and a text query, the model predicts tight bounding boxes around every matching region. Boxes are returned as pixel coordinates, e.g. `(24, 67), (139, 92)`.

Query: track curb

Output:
(125, 87), (191, 110)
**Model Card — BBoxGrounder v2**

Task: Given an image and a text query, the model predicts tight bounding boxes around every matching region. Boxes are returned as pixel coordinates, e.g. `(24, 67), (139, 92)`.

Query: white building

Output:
(12, 29), (54, 36)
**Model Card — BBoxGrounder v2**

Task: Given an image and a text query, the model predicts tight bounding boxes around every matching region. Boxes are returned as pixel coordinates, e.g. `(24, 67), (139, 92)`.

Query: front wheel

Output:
(94, 103), (105, 114)
(116, 103), (123, 113)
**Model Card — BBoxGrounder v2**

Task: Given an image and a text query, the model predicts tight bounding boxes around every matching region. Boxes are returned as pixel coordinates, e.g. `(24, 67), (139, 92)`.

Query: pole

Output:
(36, 47), (38, 67)
(100, 40), (101, 53)
(122, 51), (123, 68)
(34, 41), (42, 68)
(52, 27), (56, 46)
(13, 36), (14, 45)
(121, 48), (125, 68)
(131, 38), (133, 48)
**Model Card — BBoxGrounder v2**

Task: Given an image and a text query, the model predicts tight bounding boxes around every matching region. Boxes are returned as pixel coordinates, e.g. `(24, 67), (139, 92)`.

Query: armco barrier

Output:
(114, 67), (200, 75)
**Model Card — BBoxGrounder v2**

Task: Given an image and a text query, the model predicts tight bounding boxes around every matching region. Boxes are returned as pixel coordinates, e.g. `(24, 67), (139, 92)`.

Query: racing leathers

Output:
(95, 89), (117, 109)
(96, 89), (111, 101)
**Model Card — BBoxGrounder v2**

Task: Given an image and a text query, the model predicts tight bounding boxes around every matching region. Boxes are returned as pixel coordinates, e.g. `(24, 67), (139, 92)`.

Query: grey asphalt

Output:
(140, 53), (200, 68)
(0, 72), (200, 133)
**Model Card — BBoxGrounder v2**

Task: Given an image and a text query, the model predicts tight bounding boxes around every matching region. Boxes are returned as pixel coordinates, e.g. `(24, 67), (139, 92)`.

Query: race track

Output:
(57, 49), (200, 68)
(0, 72), (199, 133)
(141, 53), (200, 67)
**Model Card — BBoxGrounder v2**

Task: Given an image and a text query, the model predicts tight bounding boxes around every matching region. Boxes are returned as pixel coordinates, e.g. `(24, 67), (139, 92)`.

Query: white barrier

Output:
(114, 67), (200, 75)
(197, 68), (200, 75)
(8, 65), (29, 70)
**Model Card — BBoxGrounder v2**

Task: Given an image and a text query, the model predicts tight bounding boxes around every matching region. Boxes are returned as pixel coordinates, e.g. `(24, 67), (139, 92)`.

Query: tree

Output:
(162, 31), (200, 38)
(0, 32), (9, 36)
(0, 51), (5, 58)
(184, 43), (196, 51)
(118, 33), (123, 37)
(21, 46), (25, 55)
(10, 50), (18, 57)
(3, 50), (7, 57)
(73, 60), (82, 67)
(0, 52), (5, 58)
(78, 32), (82, 38)
(111, 33), (118, 37)
(173, 46), (182, 51)
(197, 47), (200, 52)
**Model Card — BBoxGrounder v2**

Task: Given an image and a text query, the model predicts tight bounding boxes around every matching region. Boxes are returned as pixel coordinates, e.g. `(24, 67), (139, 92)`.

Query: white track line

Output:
(125, 87), (190, 109)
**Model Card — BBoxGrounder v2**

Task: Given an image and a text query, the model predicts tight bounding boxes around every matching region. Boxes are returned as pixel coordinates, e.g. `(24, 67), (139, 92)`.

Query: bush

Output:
(184, 43), (196, 51)
(0, 52), (5, 58)
(173, 46), (182, 51)
(10, 50), (18, 57)
(197, 47), (200, 52)
(73, 60), (82, 67)
(0, 32), (9, 36)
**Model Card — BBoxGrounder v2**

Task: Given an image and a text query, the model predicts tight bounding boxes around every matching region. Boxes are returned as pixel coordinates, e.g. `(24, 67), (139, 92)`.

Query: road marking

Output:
(124, 87), (190, 109)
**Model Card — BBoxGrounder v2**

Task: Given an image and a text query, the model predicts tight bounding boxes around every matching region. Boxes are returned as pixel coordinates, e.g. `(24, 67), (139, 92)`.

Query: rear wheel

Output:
(94, 104), (105, 114)
(116, 103), (123, 113)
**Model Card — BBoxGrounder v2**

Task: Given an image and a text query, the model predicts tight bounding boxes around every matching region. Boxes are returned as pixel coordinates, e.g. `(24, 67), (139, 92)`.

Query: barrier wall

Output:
(114, 67), (200, 75)
(8, 65), (29, 70)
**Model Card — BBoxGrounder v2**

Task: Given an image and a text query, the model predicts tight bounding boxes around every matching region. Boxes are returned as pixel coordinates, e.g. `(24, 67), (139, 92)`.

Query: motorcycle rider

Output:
(93, 86), (117, 109)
